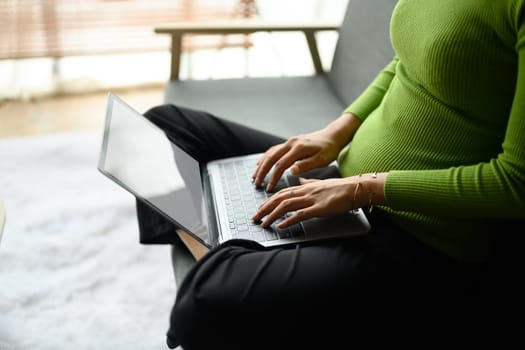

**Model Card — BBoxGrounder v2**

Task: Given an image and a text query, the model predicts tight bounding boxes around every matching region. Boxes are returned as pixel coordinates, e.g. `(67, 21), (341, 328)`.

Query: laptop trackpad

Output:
(285, 166), (370, 237)
(302, 212), (370, 237)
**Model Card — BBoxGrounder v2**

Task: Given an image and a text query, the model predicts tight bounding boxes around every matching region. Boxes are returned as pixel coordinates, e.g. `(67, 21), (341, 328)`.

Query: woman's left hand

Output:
(251, 174), (387, 228)
(252, 178), (355, 228)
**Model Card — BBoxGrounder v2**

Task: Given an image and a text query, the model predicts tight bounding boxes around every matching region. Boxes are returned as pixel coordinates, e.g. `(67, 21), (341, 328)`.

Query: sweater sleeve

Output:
(384, 2), (525, 220)
(343, 57), (399, 121)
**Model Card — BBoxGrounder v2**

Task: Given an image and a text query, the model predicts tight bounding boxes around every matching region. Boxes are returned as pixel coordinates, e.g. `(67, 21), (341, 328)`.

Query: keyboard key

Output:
(252, 230), (266, 242)
(223, 159), (304, 243)
(236, 224), (249, 232)
(237, 231), (252, 240)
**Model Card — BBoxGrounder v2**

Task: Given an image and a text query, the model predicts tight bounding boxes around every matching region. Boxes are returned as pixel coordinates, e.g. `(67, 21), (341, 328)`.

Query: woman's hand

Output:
(251, 131), (341, 191)
(251, 173), (388, 229)
(252, 113), (362, 191)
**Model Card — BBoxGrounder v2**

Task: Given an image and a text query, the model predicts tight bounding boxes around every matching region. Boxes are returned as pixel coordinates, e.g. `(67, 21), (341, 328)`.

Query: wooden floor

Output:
(0, 85), (165, 139)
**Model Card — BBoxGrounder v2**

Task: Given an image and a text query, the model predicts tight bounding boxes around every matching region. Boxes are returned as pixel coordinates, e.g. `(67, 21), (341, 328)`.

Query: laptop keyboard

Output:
(219, 159), (305, 242)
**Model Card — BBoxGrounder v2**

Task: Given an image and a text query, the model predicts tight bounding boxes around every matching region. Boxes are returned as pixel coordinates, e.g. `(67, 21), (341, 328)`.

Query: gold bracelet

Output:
(368, 173), (377, 213)
(353, 173), (378, 214)
(367, 191), (376, 213)
(352, 181), (361, 213)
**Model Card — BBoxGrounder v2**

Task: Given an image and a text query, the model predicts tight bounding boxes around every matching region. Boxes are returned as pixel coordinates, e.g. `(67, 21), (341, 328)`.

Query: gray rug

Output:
(0, 132), (176, 350)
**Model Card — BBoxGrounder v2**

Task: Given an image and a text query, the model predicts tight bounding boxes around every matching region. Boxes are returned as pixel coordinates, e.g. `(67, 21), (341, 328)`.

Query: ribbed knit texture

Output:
(337, 0), (525, 262)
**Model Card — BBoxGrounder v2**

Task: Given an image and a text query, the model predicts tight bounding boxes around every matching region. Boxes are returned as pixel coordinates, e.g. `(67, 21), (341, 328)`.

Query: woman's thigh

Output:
(167, 211), (476, 349)
(169, 238), (374, 349)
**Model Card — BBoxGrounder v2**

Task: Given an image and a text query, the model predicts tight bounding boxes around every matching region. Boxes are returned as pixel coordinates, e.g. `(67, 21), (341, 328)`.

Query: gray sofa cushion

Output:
(327, 0), (396, 104)
(164, 75), (346, 138)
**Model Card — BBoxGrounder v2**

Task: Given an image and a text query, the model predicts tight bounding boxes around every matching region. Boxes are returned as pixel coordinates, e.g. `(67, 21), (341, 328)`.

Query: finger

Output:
(291, 155), (325, 175)
(260, 197), (308, 227)
(251, 145), (278, 179)
(251, 187), (302, 222)
(251, 149), (274, 183)
(252, 146), (289, 186)
(252, 154), (264, 174)
(277, 208), (315, 228)
(261, 199), (303, 227)
(265, 158), (296, 191)
(265, 146), (314, 191)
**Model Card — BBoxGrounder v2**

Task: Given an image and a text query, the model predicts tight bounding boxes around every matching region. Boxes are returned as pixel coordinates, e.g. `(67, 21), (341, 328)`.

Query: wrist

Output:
(323, 112), (362, 149)
(349, 172), (388, 211)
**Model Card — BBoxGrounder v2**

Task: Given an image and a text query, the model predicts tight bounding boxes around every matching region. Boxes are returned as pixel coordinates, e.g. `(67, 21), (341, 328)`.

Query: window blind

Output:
(0, 0), (256, 59)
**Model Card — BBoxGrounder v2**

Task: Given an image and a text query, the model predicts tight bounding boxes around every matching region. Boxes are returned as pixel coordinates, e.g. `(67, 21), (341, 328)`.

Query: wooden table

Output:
(155, 19), (340, 80)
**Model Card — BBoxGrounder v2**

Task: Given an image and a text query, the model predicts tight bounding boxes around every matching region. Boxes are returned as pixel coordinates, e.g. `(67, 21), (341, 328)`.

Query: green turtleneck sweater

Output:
(337, 0), (525, 262)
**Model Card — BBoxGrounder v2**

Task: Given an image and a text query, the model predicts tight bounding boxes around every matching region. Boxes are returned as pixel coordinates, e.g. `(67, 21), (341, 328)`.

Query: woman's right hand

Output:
(252, 112), (362, 191)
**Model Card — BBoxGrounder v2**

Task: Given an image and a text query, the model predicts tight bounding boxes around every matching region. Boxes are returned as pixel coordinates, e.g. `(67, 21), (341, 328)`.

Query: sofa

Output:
(153, 0), (524, 345)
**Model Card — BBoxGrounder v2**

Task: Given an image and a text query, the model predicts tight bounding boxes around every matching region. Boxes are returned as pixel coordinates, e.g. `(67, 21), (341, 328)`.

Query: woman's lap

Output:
(138, 104), (486, 349)
(168, 211), (482, 348)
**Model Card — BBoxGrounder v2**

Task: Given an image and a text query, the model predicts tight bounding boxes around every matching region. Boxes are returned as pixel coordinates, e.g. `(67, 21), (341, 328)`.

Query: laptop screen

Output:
(98, 93), (210, 245)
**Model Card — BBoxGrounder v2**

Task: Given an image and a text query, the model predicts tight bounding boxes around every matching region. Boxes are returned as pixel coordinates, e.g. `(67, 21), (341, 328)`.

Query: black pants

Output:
(137, 104), (492, 350)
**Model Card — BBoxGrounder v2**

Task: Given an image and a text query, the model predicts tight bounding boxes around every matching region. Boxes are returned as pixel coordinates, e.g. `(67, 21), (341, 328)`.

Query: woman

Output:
(138, 0), (525, 348)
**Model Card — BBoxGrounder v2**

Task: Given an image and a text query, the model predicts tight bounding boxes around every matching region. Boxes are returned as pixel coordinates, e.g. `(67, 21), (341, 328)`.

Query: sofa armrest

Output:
(154, 20), (340, 80)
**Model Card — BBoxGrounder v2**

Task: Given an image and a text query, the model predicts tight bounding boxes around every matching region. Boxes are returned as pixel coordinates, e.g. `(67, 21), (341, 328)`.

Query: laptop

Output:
(97, 92), (371, 249)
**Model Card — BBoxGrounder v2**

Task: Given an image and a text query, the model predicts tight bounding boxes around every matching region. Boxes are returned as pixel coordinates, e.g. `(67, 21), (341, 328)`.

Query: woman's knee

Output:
(168, 244), (256, 348)
(143, 104), (184, 127)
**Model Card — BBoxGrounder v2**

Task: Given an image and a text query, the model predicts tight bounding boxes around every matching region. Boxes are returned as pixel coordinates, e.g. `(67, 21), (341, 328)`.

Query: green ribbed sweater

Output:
(337, 0), (525, 262)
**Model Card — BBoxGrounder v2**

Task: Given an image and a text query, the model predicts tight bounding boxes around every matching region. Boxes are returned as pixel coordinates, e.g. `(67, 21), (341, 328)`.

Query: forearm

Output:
(321, 112), (362, 150)
(344, 57), (399, 121)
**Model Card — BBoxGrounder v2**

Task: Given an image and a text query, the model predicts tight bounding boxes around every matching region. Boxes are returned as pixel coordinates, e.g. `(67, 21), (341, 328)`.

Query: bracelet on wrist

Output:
(352, 173), (378, 213)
